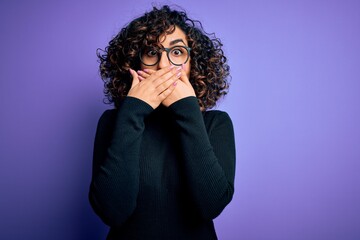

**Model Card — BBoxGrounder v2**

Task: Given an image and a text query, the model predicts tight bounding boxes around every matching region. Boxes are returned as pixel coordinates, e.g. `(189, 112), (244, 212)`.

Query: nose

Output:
(158, 51), (171, 69)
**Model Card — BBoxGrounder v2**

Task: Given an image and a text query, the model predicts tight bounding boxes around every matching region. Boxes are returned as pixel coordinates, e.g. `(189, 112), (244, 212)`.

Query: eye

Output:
(171, 48), (184, 56)
(146, 49), (158, 57)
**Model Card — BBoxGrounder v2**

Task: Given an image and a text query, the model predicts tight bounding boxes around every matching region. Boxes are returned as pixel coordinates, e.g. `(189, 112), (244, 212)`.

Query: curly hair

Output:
(97, 5), (230, 110)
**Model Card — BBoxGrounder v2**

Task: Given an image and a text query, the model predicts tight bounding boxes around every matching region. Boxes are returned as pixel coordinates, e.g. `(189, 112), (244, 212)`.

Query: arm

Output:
(88, 97), (153, 227)
(89, 67), (180, 226)
(168, 96), (236, 220)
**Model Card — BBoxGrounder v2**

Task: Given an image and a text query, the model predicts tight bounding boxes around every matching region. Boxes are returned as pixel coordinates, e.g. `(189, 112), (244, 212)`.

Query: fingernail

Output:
(176, 72), (181, 77)
(176, 66), (182, 72)
(137, 70), (144, 75)
(181, 64), (185, 70)
(138, 75), (144, 81)
(173, 81), (178, 86)
(169, 65), (175, 69)
(143, 69), (150, 73)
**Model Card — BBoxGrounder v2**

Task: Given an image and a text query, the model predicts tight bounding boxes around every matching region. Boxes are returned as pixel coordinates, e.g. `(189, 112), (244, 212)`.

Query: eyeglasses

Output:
(139, 45), (191, 66)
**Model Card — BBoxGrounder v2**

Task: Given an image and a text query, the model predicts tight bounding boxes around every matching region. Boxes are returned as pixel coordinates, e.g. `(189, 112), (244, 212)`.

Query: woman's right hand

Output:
(127, 66), (181, 109)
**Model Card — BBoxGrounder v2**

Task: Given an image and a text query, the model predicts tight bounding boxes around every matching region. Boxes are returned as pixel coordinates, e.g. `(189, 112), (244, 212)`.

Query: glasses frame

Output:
(139, 45), (192, 66)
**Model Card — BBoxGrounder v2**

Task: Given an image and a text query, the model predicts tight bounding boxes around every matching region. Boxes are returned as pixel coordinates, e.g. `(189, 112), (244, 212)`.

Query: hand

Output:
(137, 66), (196, 107)
(127, 66), (180, 109)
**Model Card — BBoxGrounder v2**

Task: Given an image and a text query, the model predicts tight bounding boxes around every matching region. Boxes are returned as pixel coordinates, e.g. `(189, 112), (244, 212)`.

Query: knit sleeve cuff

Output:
(118, 96), (154, 117)
(167, 96), (201, 117)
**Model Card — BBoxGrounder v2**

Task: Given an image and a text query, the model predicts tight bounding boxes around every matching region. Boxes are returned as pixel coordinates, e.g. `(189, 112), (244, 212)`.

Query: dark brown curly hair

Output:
(97, 5), (230, 110)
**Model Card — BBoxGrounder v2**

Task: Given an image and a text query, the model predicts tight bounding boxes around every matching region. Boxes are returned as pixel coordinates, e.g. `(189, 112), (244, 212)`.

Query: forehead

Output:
(159, 26), (188, 46)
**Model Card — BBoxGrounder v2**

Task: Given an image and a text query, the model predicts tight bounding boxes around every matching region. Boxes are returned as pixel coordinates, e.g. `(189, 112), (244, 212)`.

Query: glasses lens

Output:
(140, 48), (159, 66)
(140, 46), (190, 66)
(168, 46), (189, 65)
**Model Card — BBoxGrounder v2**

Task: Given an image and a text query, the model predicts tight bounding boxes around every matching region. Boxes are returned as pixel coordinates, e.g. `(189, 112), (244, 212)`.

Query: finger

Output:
(155, 72), (181, 94)
(138, 75), (145, 82)
(146, 65), (176, 82)
(179, 66), (191, 84)
(142, 69), (156, 75)
(129, 69), (139, 88)
(153, 66), (182, 86)
(158, 80), (178, 100)
(137, 70), (151, 79)
(179, 70), (196, 93)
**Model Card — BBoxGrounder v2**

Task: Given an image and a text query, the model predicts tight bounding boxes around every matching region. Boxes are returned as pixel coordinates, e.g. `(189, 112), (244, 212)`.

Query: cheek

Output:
(140, 63), (157, 71)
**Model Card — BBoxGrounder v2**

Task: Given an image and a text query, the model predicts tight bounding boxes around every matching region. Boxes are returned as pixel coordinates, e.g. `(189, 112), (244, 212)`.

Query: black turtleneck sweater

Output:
(89, 96), (236, 240)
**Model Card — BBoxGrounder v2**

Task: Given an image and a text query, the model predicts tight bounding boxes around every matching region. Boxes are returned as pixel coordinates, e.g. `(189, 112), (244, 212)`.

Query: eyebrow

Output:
(169, 39), (186, 46)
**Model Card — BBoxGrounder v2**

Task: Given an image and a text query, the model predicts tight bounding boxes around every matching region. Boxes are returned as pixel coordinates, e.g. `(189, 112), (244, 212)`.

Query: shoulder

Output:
(203, 110), (233, 132)
(96, 109), (117, 131)
(203, 110), (232, 123)
(99, 109), (117, 121)
(98, 108), (117, 123)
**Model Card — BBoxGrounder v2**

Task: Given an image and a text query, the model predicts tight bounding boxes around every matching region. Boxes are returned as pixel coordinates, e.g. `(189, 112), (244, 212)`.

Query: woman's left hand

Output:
(138, 68), (196, 107)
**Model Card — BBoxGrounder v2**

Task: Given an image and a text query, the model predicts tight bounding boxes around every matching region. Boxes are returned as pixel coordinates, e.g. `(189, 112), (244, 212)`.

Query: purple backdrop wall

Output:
(1, 0), (359, 239)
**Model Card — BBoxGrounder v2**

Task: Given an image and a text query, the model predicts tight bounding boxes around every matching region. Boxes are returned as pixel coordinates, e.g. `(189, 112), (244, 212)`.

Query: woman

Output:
(89, 5), (236, 239)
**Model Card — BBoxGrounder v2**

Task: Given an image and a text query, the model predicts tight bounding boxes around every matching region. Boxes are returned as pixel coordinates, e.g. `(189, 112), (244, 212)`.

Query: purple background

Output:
(1, 0), (359, 239)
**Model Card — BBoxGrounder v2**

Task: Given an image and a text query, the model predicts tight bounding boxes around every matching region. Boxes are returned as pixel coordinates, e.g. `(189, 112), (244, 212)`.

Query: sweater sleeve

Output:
(168, 96), (236, 220)
(88, 97), (153, 227)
